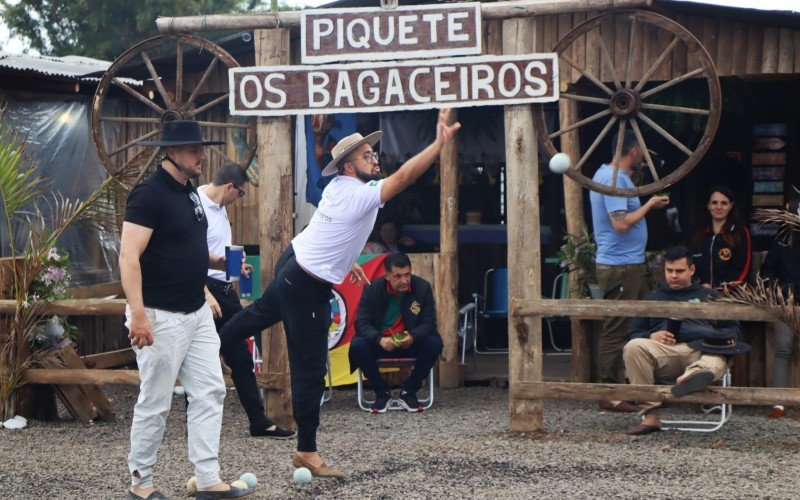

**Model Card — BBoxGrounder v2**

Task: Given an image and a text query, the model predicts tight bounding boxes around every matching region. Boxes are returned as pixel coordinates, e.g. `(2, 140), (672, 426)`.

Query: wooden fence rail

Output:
(514, 298), (783, 322)
(22, 368), (286, 390)
(514, 382), (800, 406)
(0, 299), (127, 316)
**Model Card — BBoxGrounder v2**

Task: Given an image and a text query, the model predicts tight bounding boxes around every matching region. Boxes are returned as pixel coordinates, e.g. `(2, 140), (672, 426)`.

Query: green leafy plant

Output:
(556, 229), (597, 298)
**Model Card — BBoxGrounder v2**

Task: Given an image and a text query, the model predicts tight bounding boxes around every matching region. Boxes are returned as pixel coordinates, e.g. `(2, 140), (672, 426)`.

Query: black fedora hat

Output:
(138, 120), (225, 147)
(688, 331), (751, 356)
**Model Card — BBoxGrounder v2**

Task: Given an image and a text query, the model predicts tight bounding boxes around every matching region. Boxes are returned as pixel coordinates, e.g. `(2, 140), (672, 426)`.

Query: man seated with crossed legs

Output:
(622, 245), (749, 435)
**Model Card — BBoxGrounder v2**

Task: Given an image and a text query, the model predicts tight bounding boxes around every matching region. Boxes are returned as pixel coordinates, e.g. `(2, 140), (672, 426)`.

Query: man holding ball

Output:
(589, 130), (669, 412)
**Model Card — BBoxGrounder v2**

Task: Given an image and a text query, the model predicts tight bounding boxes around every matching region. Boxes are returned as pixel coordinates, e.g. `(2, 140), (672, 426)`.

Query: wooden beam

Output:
(515, 299), (782, 322)
(156, 0), (652, 33)
(66, 281), (123, 300)
(256, 27), (295, 429)
(513, 381), (800, 407)
(81, 348), (136, 370)
(504, 16), (542, 432)
(437, 108), (461, 389)
(22, 369), (287, 390)
(0, 299), (126, 315)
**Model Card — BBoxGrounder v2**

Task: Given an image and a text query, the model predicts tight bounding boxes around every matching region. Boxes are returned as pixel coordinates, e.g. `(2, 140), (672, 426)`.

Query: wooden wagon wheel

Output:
(91, 34), (257, 189)
(533, 10), (721, 197)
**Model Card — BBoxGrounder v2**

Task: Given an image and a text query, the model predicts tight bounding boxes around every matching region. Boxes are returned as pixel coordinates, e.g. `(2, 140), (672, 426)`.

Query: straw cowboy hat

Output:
(321, 131), (382, 176)
(138, 120), (225, 147)
(688, 330), (751, 356)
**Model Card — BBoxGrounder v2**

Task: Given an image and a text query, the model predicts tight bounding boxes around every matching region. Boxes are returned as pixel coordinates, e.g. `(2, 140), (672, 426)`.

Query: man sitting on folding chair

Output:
(622, 245), (750, 435)
(349, 252), (443, 413)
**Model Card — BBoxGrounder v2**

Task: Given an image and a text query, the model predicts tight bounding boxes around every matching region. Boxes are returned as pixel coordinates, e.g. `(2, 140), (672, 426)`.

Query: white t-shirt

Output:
(198, 185), (231, 281)
(292, 176), (384, 284)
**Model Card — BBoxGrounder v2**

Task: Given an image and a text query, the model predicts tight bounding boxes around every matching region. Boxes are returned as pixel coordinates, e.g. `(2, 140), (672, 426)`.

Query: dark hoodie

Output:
(628, 280), (741, 343)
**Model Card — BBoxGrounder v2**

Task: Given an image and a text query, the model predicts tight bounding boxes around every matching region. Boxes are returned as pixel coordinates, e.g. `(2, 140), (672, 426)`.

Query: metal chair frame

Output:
(356, 358), (434, 411)
(660, 370), (732, 432)
(543, 272), (572, 355)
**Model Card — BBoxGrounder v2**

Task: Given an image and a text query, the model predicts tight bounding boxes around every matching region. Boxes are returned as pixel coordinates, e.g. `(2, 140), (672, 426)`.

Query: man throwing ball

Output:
(218, 109), (460, 477)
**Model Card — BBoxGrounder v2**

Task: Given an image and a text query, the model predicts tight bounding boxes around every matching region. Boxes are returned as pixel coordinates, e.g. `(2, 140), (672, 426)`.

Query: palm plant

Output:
(0, 105), (123, 421)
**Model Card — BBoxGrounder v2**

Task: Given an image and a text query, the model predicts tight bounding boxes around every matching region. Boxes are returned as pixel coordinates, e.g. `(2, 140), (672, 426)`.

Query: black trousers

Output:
(218, 246), (331, 452)
(207, 277), (273, 432)
(349, 335), (443, 394)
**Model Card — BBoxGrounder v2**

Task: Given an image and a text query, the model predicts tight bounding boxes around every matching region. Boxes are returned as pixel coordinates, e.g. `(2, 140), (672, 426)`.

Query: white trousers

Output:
(125, 304), (226, 489)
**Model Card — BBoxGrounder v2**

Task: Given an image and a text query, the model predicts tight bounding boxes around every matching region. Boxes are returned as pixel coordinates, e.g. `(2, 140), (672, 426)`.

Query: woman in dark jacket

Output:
(760, 197), (800, 418)
(686, 186), (751, 288)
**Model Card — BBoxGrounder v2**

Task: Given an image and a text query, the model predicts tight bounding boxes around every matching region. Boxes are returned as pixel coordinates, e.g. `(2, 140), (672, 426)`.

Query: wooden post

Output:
(558, 98), (591, 382)
(437, 109), (461, 388)
(503, 17), (543, 432)
(255, 28), (295, 429)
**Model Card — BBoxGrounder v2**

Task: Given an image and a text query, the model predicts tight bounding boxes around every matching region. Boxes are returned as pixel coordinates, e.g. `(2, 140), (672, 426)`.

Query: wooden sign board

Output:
(301, 3), (481, 64)
(229, 54), (559, 116)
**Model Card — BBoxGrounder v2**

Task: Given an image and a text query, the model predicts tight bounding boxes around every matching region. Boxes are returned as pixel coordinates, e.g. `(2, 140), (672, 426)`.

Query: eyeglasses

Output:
(346, 151), (379, 164)
(234, 185), (245, 197)
(188, 192), (205, 221)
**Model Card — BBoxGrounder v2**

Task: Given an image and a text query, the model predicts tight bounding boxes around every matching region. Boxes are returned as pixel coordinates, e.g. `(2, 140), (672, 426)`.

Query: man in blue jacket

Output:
(622, 245), (749, 435)
(350, 252), (443, 413)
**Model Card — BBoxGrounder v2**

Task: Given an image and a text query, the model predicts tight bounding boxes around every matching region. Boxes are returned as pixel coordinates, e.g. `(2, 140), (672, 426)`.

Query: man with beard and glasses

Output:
(218, 109), (460, 478)
(589, 129), (670, 413)
(120, 121), (254, 499)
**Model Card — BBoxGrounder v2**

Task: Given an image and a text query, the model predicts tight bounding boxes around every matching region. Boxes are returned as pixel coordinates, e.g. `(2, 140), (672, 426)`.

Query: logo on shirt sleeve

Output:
(368, 181), (378, 187)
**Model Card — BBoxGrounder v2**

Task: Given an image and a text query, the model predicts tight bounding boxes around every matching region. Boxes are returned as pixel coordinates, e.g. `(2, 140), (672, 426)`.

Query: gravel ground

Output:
(1, 385), (799, 499)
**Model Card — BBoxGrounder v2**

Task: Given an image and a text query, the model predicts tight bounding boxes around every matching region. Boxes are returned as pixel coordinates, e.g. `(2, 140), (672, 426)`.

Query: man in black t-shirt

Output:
(120, 121), (253, 500)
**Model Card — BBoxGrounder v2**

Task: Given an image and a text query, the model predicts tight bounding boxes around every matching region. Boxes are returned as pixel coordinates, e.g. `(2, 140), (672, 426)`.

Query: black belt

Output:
(206, 277), (235, 294)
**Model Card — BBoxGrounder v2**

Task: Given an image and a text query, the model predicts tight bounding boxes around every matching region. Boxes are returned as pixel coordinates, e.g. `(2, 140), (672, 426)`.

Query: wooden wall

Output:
(493, 9), (800, 87)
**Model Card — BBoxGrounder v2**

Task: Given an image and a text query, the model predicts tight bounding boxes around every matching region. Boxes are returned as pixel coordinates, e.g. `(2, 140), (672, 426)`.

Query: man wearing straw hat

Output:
(120, 120), (254, 499)
(218, 109), (460, 477)
(622, 245), (748, 436)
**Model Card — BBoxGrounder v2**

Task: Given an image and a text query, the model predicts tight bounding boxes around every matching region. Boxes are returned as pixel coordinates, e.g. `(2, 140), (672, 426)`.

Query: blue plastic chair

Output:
(470, 268), (509, 355)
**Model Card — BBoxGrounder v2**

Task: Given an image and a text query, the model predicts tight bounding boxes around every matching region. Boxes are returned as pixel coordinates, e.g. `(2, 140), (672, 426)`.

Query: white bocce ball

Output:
(186, 477), (197, 494)
(293, 467), (313, 484)
(239, 472), (258, 488)
(230, 480), (249, 490)
(549, 152), (572, 174)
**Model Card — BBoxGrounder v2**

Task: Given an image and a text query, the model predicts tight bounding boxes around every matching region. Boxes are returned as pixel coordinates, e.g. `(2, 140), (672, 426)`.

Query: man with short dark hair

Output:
(350, 252), (443, 413)
(121, 121), (252, 499)
(199, 163), (294, 440)
(622, 245), (748, 435)
(590, 129), (670, 412)
(218, 109), (460, 477)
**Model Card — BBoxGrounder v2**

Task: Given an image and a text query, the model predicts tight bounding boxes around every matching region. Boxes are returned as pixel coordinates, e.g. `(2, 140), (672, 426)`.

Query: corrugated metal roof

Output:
(0, 51), (140, 84)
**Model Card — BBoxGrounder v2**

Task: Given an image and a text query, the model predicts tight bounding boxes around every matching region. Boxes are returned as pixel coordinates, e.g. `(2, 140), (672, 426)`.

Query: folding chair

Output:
(544, 273), (571, 355)
(471, 268), (509, 355)
(356, 358), (434, 411)
(320, 351), (333, 406)
(458, 302), (476, 365)
(660, 370), (732, 432)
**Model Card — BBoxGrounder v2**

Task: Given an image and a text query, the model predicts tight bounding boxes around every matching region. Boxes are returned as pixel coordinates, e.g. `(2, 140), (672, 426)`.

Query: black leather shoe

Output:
(250, 425), (296, 439)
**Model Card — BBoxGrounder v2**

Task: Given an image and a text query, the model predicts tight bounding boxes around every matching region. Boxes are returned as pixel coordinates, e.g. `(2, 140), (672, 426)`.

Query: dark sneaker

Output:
(371, 392), (391, 414)
(701, 404), (722, 415)
(250, 425), (296, 439)
(398, 390), (423, 413)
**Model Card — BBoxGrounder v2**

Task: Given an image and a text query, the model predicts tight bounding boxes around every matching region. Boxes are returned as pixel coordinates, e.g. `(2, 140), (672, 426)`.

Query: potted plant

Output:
(556, 229), (602, 299)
